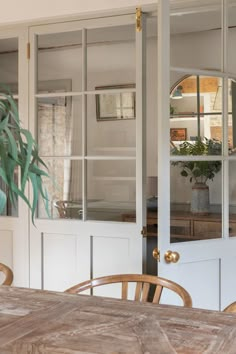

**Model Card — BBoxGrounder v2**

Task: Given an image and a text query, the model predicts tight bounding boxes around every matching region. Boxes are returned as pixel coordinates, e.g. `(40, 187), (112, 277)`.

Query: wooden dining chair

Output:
(66, 274), (192, 307)
(0, 263), (13, 285)
(223, 301), (236, 313)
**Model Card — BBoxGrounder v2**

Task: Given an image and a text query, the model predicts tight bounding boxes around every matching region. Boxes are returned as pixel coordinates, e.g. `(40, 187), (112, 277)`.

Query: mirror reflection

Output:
(170, 75), (236, 154)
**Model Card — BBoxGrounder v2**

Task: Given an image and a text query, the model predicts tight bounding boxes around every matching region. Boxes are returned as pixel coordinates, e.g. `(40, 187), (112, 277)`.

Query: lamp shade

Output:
(172, 85), (183, 99)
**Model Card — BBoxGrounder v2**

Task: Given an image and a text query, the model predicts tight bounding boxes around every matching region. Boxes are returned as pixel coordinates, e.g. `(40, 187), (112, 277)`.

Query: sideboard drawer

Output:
(170, 219), (191, 237)
(229, 222), (236, 236)
(193, 221), (221, 238)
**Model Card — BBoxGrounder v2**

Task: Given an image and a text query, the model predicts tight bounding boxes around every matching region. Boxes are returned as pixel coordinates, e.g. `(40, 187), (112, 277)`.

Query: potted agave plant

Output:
(171, 138), (222, 214)
(0, 89), (49, 221)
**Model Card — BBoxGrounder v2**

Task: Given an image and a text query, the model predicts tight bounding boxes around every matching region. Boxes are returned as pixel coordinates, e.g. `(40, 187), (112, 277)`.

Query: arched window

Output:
(170, 75), (235, 153)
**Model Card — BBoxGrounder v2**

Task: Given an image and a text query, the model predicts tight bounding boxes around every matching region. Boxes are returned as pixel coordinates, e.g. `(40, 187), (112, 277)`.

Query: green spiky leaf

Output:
(0, 89), (50, 223)
(0, 190), (6, 214)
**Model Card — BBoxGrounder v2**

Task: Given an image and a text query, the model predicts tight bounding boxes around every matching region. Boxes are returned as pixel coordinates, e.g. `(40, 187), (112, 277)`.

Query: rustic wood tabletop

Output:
(0, 286), (235, 353)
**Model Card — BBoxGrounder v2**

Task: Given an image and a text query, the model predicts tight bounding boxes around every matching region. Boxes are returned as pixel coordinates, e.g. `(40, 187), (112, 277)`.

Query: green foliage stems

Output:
(171, 138), (222, 184)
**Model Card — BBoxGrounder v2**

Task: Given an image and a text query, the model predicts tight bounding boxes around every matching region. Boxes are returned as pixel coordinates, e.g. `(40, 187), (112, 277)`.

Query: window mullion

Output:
(222, 0), (229, 239)
(82, 28), (87, 221)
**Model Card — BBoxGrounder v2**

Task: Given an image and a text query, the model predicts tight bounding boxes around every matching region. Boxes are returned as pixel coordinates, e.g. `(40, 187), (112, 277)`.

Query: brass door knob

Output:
(164, 250), (180, 263)
(152, 247), (160, 261)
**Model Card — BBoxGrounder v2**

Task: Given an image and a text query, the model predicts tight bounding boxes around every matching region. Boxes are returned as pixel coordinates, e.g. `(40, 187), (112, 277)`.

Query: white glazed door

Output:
(157, 0), (236, 310)
(29, 13), (146, 294)
(0, 28), (29, 287)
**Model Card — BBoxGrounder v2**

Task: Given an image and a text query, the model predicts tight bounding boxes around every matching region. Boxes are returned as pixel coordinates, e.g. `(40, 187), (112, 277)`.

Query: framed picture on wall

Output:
(95, 84), (135, 121)
(170, 128), (187, 141)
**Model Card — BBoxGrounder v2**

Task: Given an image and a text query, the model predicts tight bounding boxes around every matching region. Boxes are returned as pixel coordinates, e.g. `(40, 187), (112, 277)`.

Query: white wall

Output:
(0, 0), (154, 25)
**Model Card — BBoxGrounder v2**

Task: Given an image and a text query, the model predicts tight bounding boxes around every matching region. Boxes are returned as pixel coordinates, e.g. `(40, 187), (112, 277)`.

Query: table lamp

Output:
(147, 176), (158, 211)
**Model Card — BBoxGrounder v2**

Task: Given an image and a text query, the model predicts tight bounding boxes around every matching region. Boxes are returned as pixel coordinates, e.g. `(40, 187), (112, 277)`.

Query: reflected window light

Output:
(213, 85), (222, 110)
(213, 83), (232, 111)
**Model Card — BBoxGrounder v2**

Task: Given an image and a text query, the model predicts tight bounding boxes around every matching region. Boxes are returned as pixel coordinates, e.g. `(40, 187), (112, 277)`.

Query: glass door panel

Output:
(170, 1), (221, 70)
(0, 37), (18, 93)
(228, 1), (236, 73)
(87, 92), (136, 156)
(229, 78), (236, 152)
(87, 25), (136, 91)
(170, 75), (223, 155)
(37, 95), (82, 157)
(170, 163), (222, 242)
(87, 159), (136, 221)
(169, 74), (224, 243)
(35, 17), (140, 223)
(229, 161), (236, 237)
(37, 30), (82, 93)
(86, 20), (138, 222)
(38, 159), (82, 219)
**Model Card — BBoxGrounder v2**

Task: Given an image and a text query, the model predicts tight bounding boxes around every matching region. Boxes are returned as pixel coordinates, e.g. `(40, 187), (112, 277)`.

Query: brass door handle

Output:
(164, 250), (180, 263)
(152, 247), (160, 261)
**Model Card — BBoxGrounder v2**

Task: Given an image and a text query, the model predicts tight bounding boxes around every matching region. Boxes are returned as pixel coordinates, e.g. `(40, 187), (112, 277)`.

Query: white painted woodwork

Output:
(0, 1), (224, 27)
(92, 235), (141, 298)
(0, 27), (29, 287)
(43, 233), (90, 291)
(30, 219), (142, 291)
(29, 14), (145, 292)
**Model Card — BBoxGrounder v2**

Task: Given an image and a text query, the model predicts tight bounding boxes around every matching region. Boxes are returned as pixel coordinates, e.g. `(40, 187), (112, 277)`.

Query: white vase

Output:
(191, 182), (210, 214)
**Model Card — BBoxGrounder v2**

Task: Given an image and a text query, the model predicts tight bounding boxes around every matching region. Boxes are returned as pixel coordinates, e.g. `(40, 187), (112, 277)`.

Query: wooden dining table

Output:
(0, 286), (236, 353)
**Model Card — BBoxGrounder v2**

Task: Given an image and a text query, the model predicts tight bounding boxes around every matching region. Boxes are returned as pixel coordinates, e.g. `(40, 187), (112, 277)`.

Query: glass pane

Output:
(229, 78), (236, 152)
(38, 159), (82, 219)
(87, 160), (136, 221)
(87, 92), (136, 156)
(146, 16), (157, 179)
(228, 1), (236, 73)
(229, 161), (236, 237)
(0, 37), (18, 94)
(170, 75), (223, 155)
(37, 96), (82, 156)
(87, 25), (135, 91)
(170, 161), (222, 242)
(170, 2), (221, 70)
(37, 31), (82, 93)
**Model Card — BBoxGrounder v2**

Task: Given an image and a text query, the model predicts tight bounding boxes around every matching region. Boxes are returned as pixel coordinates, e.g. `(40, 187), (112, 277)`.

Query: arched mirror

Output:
(169, 75), (235, 232)
(170, 75), (236, 155)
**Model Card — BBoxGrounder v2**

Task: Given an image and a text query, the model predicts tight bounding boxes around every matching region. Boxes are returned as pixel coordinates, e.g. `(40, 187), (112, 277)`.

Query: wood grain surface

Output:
(0, 286), (235, 353)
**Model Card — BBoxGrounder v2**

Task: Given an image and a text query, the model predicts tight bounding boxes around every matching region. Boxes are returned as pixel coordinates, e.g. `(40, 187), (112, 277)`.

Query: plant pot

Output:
(191, 182), (209, 215)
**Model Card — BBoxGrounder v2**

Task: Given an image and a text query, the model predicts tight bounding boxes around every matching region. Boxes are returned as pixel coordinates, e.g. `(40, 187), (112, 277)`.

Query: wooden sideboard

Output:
(122, 210), (236, 241)
(123, 210), (236, 276)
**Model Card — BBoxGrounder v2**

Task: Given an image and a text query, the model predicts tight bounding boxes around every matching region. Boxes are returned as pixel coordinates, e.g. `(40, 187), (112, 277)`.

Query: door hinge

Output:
(141, 226), (147, 237)
(136, 7), (142, 32)
(27, 43), (30, 60)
